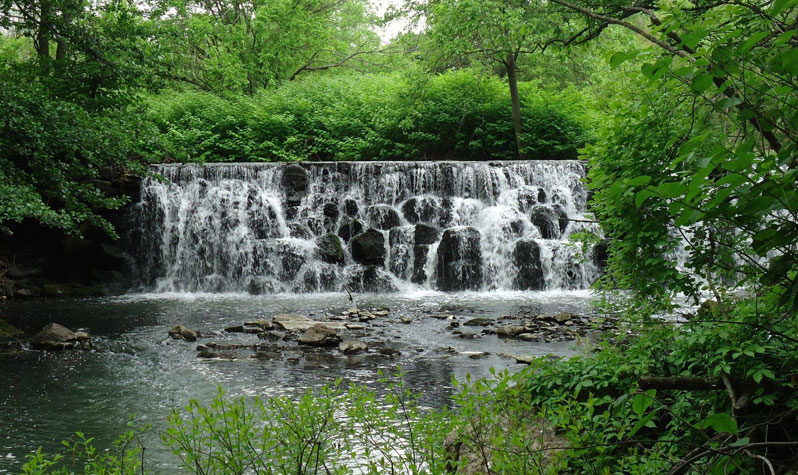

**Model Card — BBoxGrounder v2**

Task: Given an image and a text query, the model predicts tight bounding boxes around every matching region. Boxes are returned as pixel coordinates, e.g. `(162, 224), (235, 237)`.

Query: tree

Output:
(150, 0), (382, 94)
(566, 0), (798, 311)
(419, 0), (585, 158)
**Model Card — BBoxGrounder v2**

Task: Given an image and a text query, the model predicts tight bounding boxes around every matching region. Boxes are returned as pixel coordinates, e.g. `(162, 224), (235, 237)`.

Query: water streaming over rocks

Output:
(129, 161), (603, 293)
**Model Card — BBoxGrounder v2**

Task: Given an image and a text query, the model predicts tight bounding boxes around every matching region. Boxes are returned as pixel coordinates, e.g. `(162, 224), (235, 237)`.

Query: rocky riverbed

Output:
(0, 290), (606, 472)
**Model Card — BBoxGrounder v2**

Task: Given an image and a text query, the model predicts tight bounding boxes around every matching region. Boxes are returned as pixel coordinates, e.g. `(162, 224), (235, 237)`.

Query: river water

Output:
(0, 290), (595, 472)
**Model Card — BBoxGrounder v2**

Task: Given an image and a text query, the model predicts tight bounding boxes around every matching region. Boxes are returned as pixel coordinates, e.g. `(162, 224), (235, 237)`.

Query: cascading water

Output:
(129, 161), (604, 293)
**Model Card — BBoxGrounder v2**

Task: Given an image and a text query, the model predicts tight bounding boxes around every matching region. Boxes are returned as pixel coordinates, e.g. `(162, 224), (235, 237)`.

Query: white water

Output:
(129, 161), (603, 293)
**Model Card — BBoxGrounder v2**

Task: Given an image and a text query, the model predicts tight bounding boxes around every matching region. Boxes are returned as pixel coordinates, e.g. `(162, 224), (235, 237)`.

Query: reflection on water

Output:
(0, 290), (594, 472)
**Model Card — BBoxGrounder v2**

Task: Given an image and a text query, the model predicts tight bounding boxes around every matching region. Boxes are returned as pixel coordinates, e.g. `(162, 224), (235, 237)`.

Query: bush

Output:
(144, 70), (589, 162)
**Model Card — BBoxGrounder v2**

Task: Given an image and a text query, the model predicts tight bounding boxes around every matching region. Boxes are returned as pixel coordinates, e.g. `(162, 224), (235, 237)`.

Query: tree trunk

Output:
(37, 3), (50, 60)
(506, 53), (523, 159)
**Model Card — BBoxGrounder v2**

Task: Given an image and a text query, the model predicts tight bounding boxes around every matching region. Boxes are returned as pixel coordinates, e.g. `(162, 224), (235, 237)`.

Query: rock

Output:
(345, 323), (366, 330)
(358, 312), (375, 322)
(552, 204), (570, 233)
(316, 233), (345, 265)
(245, 319), (274, 330)
(257, 331), (280, 341)
(337, 217), (364, 242)
(414, 223), (440, 245)
(30, 323), (89, 351)
(379, 347), (400, 357)
(322, 203), (339, 219)
(169, 324), (199, 342)
(299, 324), (341, 347)
(512, 240), (544, 290)
(554, 312), (572, 323)
(496, 325), (524, 337)
(366, 205), (402, 230)
(374, 310), (389, 317)
(73, 331), (90, 341)
(272, 314), (315, 331)
(436, 227), (483, 291)
(400, 317), (412, 324)
(343, 199), (359, 217)
(411, 245), (431, 284)
(592, 240), (609, 270)
(346, 266), (398, 293)
(281, 165), (307, 207)
(401, 197), (440, 224)
(518, 333), (538, 342)
(464, 318), (490, 327)
(197, 350), (219, 358)
(347, 307), (360, 315)
(339, 340), (368, 355)
(224, 325), (245, 333)
(529, 205), (559, 239)
(350, 229), (385, 266)
(42, 283), (72, 297)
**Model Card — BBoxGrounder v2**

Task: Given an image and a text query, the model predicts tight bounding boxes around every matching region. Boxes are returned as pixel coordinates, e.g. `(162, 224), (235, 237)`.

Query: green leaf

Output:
(739, 32), (769, 55)
(782, 49), (798, 75)
(699, 413), (738, 434)
(635, 189), (657, 208)
(692, 74), (715, 93)
(609, 51), (637, 69)
(632, 389), (656, 416)
(657, 182), (688, 198)
(627, 175), (651, 187)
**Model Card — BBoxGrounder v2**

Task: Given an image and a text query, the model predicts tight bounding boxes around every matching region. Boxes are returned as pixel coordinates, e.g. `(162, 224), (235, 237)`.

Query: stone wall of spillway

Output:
(129, 161), (605, 293)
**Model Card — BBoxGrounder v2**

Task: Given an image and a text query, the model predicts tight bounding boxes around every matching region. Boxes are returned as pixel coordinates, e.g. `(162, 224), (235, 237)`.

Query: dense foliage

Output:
(147, 71), (588, 162)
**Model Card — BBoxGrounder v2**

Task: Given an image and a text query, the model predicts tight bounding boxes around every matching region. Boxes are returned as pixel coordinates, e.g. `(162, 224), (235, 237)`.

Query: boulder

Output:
(272, 314), (346, 332)
(366, 205), (402, 230)
(299, 324), (341, 347)
(552, 204), (570, 234)
(322, 203), (339, 219)
(496, 325), (525, 337)
(30, 323), (90, 351)
(169, 324), (199, 342)
(281, 165), (307, 207)
(343, 199), (359, 217)
(436, 227), (483, 291)
(339, 340), (368, 355)
(529, 206), (559, 239)
(512, 239), (544, 290)
(414, 223), (440, 246)
(346, 266), (398, 293)
(245, 319), (274, 330)
(350, 229), (385, 266)
(337, 217), (364, 242)
(411, 245), (430, 284)
(272, 314), (315, 331)
(464, 318), (490, 327)
(401, 197), (440, 224)
(554, 313), (572, 323)
(592, 240), (609, 270)
(316, 233), (345, 265)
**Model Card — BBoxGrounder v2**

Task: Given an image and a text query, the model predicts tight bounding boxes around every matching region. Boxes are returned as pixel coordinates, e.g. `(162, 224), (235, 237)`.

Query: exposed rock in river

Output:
(31, 323), (91, 351)
(169, 324), (199, 342)
(299, 324), (341, 347)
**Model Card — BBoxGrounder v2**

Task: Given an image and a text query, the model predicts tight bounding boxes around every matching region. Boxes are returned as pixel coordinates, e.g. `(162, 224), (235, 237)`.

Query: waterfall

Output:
(129, 161), (603, 293)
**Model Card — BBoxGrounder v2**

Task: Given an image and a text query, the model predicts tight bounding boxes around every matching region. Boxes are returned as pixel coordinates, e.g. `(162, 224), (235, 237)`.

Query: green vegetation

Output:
(3, 0), (797, 472)
(147, 71), (588, 162)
